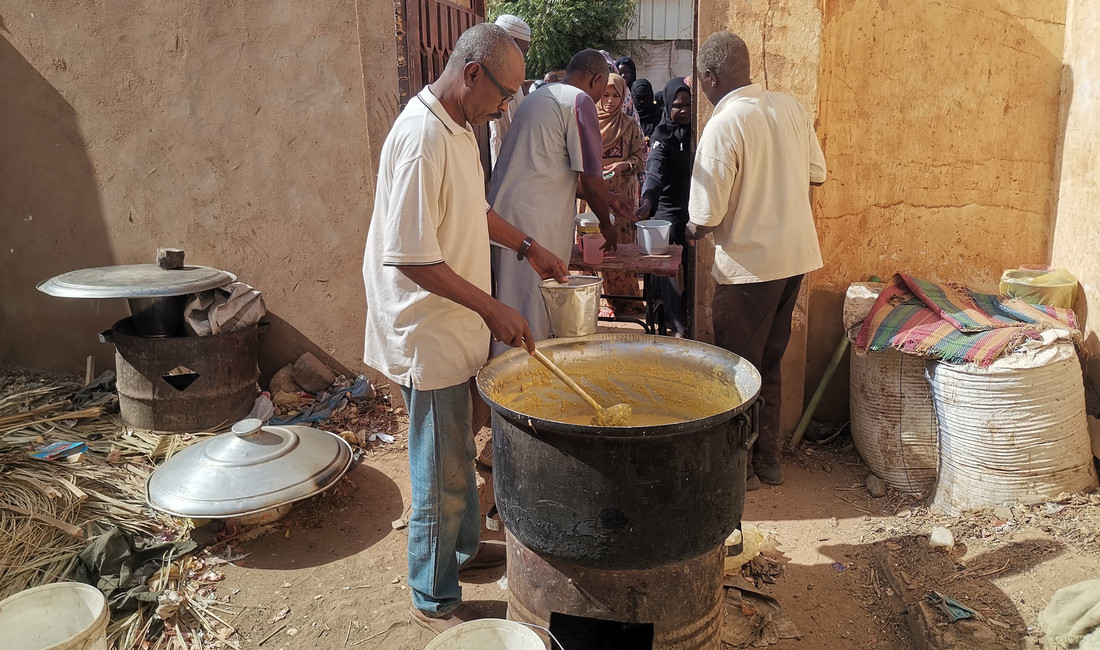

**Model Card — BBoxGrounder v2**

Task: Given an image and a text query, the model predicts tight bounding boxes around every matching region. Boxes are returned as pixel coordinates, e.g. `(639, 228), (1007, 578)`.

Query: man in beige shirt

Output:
(688, 31), (826, 491)
(362, 23), (567, 634)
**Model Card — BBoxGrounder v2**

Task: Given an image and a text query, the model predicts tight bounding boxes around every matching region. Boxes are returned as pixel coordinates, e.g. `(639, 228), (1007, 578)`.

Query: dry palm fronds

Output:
(108, 426), (221, 462)
(0, 463), (88, 595)
(0, 406), (106, 435)
(0, 447), (175, 600)
(0, 387), (70, 413)
(0, 368), (244, 648)
(0, 400), (71, 426)
(107, 552), (243, 650)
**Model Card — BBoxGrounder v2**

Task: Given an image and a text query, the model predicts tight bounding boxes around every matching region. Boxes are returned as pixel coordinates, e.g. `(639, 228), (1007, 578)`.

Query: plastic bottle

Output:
(576, 214), (600, 245)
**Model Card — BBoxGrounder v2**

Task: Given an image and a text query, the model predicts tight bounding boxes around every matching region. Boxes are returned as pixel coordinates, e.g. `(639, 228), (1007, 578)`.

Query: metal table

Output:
(569, 243), (683, 335)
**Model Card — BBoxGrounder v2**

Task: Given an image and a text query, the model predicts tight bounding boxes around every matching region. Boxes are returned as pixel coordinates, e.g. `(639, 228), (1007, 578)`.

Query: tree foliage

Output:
(488, 0), (636, 78)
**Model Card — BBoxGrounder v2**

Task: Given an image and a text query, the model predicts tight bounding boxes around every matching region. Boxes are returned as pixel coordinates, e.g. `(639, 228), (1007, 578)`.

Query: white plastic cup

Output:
(0, 582), (109, 650)
(581, 233), (605, 264)
(636, 219), (672, 255)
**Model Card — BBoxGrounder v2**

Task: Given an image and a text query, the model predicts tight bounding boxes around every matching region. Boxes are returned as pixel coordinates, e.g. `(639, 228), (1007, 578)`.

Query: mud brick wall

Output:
(697, 0), (1073, 430)
(0, 1), (400, 384)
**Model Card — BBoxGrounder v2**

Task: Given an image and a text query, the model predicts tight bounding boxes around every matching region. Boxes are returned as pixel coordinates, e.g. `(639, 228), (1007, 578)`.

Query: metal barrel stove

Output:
(104, 317), (259, 432)
(477, 334), (761, 649)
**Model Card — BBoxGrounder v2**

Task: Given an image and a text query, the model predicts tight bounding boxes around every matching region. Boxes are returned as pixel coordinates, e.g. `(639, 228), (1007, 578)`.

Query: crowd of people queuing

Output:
(524, 48), (697, 328)
(361, 13), (826, 634)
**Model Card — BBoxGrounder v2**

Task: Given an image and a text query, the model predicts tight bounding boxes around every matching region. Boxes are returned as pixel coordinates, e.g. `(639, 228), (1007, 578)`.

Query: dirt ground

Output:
(4, 360), (1096, 649)
(214, 421), (1100, 649)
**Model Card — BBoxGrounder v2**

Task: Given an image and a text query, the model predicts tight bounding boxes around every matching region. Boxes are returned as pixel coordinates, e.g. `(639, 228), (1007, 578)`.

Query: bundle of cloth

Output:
(855, 273), (1079, 366)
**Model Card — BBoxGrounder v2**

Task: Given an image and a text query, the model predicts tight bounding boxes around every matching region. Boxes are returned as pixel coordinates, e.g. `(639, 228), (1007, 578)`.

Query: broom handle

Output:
(789, 336), (850, 449)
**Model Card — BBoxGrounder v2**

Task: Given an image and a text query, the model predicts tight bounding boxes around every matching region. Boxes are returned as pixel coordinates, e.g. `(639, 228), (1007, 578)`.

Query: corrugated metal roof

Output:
(622, 0), (694, 41)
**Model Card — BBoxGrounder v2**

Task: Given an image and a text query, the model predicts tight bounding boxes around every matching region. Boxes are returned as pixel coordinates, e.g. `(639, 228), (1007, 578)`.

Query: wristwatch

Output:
(516, 236), (534, 261)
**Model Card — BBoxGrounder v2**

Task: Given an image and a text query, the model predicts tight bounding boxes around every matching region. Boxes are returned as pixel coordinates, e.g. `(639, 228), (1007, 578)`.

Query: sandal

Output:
(410, 603), (483, 636)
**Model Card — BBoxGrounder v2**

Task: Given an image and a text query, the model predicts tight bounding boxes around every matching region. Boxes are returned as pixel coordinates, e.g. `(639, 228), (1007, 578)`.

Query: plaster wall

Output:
(695, 0), (824, 438)
(807, 0), (1067, 420)
(0, 1), (399, 382)
(1049, 0), (1100, 380)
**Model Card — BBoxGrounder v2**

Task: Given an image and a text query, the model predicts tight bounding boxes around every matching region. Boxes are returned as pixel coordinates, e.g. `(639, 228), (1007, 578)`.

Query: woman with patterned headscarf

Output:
(594, 72), (647, 312)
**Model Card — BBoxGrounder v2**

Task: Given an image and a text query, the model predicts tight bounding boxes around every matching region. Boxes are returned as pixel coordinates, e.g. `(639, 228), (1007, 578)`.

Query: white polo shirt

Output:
(689, 83), (827, 285)
(362, 87), (491, 391)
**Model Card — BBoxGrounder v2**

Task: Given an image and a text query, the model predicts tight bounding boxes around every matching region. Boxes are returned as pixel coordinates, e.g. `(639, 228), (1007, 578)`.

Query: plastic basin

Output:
(636, 219), (671, 255)
(424, 619), (545, 649)
(0, 582), (109, 650)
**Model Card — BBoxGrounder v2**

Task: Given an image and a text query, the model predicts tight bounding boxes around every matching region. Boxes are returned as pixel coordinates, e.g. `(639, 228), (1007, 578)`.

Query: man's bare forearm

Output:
(486, 209), (527, 251)
(395, 262), (495, 319)
(486, 209), (569, 281)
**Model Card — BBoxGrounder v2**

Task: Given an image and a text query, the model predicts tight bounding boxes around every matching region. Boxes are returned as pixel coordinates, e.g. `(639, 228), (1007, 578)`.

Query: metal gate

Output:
(394, 0), (490, 176)
(395, 0), (487, 106)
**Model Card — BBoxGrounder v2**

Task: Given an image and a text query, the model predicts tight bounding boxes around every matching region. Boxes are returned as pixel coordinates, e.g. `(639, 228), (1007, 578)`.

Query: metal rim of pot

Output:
(476, 333), (762, 440)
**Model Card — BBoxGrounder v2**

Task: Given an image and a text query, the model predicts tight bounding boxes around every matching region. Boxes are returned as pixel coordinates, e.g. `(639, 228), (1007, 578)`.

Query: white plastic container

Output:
(424, 619), (545, 650)
(0, 582), (109, 650)
(636, 219), (672, 255)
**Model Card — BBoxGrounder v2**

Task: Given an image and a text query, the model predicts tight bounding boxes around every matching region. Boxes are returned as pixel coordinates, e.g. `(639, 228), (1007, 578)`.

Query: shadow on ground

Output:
(240, 463), (404, 570)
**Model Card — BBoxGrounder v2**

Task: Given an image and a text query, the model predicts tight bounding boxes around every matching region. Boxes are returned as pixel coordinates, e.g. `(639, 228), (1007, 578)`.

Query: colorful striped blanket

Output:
(854, 274), (1078, 366)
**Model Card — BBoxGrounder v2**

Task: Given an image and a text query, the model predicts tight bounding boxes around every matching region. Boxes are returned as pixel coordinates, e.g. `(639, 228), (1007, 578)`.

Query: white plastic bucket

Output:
(424, 619), (546, 649)
(0, 582), (109, 650)
(636, 220), (672, 255)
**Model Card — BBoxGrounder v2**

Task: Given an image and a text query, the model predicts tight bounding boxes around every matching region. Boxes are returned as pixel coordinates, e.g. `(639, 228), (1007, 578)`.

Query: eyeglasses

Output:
(468, 59), (515, 105)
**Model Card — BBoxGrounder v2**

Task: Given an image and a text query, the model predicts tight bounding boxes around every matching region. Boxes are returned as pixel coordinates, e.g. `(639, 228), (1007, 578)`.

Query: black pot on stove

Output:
(477, 334), (761, 570)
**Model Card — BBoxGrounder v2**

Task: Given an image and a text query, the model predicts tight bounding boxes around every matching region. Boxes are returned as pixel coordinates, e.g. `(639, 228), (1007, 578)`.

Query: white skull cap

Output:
(494, 14), (531, 43)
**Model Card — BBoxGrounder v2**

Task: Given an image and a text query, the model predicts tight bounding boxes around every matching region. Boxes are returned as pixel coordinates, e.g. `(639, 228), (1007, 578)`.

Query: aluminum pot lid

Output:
(38, 264), (236, 298)
(146, 418), (354, 518)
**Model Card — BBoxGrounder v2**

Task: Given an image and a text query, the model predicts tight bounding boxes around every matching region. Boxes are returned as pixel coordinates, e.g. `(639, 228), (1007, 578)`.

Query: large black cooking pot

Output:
(477, 334), (760, 570)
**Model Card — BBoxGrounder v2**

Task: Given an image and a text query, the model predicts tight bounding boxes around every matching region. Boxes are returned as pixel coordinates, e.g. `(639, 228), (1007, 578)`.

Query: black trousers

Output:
(712, 275), (803, 476)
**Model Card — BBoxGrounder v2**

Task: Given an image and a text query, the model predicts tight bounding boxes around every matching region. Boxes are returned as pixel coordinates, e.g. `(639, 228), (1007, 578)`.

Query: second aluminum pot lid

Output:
(38, 264), (236, 298)
(146, 418), (353, 518)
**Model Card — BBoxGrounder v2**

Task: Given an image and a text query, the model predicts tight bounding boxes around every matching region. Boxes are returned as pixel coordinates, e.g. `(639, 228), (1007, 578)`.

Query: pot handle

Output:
(98, 329), (114, 344)
(732, 398), (761, 450)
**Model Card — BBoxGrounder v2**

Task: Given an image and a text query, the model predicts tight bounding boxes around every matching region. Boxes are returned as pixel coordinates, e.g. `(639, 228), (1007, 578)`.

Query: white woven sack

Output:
(850, 348), (938, 494)
(928, 341), (1098, 515)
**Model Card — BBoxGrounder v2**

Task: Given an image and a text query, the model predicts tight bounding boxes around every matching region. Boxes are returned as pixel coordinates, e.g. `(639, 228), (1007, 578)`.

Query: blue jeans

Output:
(400, 382), (481, 616)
